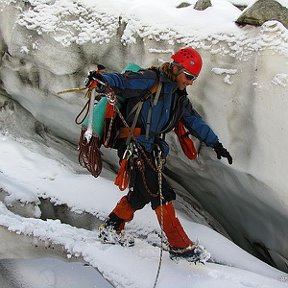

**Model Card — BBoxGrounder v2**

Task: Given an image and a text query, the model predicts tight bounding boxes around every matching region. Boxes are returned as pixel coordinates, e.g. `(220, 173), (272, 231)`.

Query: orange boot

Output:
(155, 201), (192, 248)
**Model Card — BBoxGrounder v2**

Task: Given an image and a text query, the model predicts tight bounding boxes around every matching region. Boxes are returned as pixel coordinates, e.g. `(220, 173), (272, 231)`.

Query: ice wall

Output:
(0, 1), (288, 272)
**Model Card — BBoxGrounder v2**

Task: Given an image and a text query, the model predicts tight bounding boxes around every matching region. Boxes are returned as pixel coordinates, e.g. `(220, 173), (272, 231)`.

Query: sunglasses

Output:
(183, 71), (197, 81)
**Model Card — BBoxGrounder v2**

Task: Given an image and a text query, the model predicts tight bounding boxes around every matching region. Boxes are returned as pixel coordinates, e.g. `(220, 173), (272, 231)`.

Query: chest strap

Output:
(119, 127), (142, 139)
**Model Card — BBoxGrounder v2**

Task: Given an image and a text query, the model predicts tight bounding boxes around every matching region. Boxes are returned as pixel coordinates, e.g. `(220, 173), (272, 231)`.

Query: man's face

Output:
(176, 72), (194, 90)
(174, 66), (196, 90)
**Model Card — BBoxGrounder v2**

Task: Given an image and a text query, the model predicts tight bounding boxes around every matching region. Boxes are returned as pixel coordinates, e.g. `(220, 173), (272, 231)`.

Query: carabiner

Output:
(122, 148), (132, 160)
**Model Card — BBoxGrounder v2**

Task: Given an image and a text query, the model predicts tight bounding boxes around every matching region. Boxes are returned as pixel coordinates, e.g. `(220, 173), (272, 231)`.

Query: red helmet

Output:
(171, 47), (203, 77)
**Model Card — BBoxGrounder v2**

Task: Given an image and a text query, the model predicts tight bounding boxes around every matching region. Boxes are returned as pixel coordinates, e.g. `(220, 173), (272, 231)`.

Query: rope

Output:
(152, 150), (165, 288)
(135, 157), (159, 198)
(77, 89), (106, 178)
(57, 86), (87, 95)
(75, 99), (90, 125)
(75, 91), (106, 125)
(78, 128), (102, 177)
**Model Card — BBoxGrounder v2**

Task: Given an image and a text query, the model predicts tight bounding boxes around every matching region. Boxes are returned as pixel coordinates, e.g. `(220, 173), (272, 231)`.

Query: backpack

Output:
(76, 64), (198, 180)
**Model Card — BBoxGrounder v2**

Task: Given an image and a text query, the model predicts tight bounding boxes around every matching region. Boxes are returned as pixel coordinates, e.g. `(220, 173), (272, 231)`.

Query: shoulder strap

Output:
(126, 101), (143, 145)
(145, 82), (162, 139)
(126, 81), (161, 145)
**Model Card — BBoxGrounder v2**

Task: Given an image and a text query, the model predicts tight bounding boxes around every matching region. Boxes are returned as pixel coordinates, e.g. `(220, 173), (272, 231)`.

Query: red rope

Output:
(78, 129), (103, 177)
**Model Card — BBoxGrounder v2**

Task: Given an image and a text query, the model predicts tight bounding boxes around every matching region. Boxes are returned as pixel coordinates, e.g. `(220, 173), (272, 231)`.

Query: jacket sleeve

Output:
(102, 73), (126, 89)
(182, 99), (219, 147)
(102, 71), (158, 98)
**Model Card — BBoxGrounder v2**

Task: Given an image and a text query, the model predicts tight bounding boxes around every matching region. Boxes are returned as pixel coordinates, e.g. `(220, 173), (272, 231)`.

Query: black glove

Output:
(213, 142), (233, 164)
(84, 70), (106, 91)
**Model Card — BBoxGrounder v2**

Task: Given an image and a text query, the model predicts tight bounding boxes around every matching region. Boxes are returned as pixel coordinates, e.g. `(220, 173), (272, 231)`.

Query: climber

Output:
(86, 47), (232, 263)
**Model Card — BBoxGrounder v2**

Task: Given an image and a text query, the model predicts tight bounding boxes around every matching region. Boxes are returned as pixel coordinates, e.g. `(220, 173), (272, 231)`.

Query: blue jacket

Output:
(102, 69), (218, 155)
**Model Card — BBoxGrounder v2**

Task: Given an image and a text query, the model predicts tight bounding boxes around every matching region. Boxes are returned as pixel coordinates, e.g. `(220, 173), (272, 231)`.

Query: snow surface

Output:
(1, 0), (287, 56)
(0, 134), (288, 288)
(0, 257), (113, 288)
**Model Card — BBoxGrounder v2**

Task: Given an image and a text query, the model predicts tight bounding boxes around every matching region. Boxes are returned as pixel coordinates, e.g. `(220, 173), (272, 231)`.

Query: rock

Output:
(194, 0), (212, 11)
(236, 0), (288, 28)
(176, 2), (191, 8)
(234, 5), (247, 11)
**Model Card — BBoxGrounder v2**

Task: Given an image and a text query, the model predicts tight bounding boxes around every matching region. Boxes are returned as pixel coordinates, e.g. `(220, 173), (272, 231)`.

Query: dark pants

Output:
(118, 144), (176, 210)
(108, 143), (191, 248)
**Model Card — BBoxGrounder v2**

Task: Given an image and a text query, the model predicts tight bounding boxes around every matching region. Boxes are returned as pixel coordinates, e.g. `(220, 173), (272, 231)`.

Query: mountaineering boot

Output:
(98, 196), (135, 247)
(155, 202), (210, 264)
(169, 243), (211, 264)
(98, 222), (135, 247)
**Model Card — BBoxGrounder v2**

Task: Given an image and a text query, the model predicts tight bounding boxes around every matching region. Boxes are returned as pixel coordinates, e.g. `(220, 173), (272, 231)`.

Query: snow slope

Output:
(0, 134), (288, 288)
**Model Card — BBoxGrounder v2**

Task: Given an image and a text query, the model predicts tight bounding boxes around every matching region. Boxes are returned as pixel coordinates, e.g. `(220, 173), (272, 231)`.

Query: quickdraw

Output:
(114, 148), (132, 191)
(103, 90), (119, 148)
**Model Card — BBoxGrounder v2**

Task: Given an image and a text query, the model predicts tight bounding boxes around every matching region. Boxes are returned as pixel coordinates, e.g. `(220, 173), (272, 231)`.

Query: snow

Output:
(272, 73), (288, 87)
(0, 135), (288, 288)
(1, 0), (286, 56)
(0, 0), (288, 287)
(211, 67), (238, 84)
(0, 257), (113, 288)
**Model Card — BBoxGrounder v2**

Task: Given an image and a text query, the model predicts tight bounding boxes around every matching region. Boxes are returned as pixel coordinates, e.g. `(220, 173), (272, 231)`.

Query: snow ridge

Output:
(1, 0), (287, 58)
